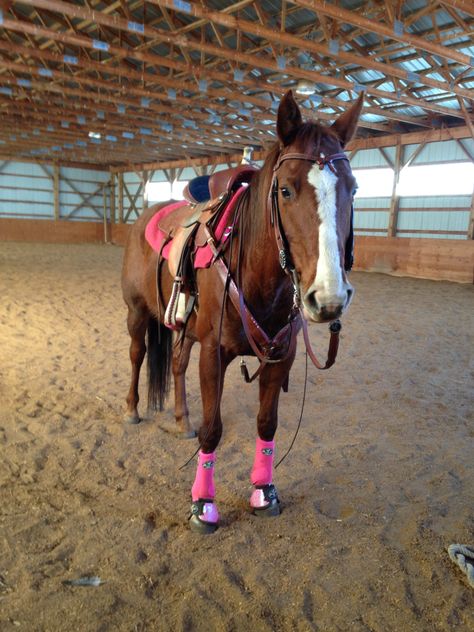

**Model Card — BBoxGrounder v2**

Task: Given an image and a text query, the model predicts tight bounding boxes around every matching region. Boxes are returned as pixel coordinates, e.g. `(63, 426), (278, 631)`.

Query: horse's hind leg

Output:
(125, 301), (149, 424)
(172, 335), (197, 438)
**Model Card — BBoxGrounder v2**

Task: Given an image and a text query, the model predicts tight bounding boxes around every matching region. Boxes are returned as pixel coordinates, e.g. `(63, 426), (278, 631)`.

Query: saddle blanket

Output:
(144, 186), (246, 269)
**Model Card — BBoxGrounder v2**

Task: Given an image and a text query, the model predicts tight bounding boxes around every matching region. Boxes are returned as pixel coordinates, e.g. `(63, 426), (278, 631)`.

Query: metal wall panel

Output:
(149, 170), (170, 183)
(399, 195), (471, 209)
(351, 148), (392, 168)
(59, 166), (109, 221)
(0, 161), (109, 221)
(354, 209), (390, 231)
(397, 210), (469, 232)
(403, 140), (472, 164)
(0, 161), (53, 218)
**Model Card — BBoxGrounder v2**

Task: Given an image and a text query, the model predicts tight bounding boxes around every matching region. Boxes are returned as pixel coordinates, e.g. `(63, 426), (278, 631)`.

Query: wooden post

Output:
(468, 182), (474, 240)
(387, 142), (402, 237)
(143, 170), (148, 212)
(53, 163), (60, 220)
(103, 185), (109, 243)
(118, 172), (124, 223)
(109, 173), (116, 224)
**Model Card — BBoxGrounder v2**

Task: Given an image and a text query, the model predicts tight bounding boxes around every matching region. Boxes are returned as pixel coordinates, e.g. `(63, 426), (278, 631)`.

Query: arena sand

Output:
(0, 241), (473, 632)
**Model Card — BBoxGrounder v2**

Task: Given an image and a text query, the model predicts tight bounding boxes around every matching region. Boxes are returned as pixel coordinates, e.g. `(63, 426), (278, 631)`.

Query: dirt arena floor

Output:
(0, 241), (473, 632)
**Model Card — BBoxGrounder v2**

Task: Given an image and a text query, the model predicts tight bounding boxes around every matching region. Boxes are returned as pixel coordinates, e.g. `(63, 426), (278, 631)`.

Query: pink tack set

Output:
(190, 439), (278, 532)
(144, 187), (247, 270)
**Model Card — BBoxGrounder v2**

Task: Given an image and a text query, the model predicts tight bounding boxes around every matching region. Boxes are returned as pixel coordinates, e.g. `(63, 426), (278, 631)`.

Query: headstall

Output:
(215, 150), (355, 380)
(267, 149), (355, 370)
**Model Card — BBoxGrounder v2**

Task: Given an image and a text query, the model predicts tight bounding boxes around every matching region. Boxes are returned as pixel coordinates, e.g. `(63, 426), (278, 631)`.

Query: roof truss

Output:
(0, 0), (472, 167)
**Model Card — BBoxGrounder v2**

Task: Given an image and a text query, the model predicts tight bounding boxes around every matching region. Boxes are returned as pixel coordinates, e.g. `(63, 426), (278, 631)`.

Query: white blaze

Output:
(307, 164), (344, 302)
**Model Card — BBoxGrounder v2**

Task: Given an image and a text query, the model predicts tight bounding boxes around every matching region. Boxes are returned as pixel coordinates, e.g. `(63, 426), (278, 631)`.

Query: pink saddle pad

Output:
(144, 186), (247, 269)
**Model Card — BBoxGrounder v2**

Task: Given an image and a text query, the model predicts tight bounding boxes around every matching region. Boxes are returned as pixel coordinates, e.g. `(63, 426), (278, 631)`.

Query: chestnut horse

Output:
(121, 91), (363, 533)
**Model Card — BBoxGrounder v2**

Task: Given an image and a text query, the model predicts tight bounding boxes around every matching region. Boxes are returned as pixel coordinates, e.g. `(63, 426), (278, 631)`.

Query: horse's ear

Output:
(277, 90), (303, 146)
(331, 93), (364, 147)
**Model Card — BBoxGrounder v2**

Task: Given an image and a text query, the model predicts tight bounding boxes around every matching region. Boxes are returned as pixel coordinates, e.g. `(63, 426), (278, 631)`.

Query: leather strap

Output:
(273, 151), (349, 175)
(213, 257), (297, 366)
(207, 148), (348, 377)
(301, 317), (341, 370)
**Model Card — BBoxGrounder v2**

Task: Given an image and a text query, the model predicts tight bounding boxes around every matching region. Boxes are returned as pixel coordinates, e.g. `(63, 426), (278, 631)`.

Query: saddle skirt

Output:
(144, 185), (247, 269)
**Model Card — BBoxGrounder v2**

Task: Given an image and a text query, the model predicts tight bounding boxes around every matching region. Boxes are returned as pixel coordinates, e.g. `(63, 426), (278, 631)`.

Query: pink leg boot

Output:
(189, 450), (219, 534)
(250, 438), (280, 517)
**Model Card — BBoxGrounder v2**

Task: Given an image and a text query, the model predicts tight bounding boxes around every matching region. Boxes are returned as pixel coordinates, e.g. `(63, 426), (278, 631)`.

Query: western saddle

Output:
(157, 165), (257, 329)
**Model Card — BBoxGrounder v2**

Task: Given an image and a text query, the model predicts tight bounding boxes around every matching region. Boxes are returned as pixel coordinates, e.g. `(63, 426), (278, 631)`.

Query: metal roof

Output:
(0, 0), (472, 167)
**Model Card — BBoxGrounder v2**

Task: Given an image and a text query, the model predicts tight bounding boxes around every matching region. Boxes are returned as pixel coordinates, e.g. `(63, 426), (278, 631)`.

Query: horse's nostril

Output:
(305, 291), (319, 312)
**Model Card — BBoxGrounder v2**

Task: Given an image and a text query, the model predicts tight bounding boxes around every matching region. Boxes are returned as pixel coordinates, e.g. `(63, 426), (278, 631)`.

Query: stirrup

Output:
(250, 484), (281, 517)
(189, 499), (219, 534)
(164, 277), (184, 330)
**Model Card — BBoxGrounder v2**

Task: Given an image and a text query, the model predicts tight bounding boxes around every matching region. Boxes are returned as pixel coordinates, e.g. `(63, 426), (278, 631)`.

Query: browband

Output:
(273, 151), (349, 175)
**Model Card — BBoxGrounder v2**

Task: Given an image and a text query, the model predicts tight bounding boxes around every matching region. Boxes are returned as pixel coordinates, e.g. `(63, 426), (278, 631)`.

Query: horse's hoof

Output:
(176, 418), (197, 439)
(189, 500), (219, 534)
(126, 415), (141, 425)
(180, 429), (197, 439)
(250, 484), (281, 518)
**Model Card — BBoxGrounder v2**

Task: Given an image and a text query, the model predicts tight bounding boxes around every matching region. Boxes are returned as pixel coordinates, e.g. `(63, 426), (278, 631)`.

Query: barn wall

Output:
(352, 138), (474, 240)
(353, 237), (474, 284)
(0, 160), (110, 222)
(1, 143), (473, 284)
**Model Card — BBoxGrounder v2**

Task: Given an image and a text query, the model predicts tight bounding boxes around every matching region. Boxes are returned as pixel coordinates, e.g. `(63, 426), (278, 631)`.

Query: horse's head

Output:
(273, 90), (363, 323)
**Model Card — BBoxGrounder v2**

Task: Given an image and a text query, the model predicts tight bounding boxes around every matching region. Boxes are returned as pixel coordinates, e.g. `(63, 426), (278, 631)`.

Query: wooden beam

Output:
(157, 0), (473, 101)
(469, 183), (474, 240)
(0, 153), (108, 170)
(53, 162), (59, 220)
(103, 184), (108, 243)
(292, 0), (473, 67)
(109, 125), (473, 173)
(109, 173), (116, 224)
(387, 142), (402, 237)
(0, 49), (403, 132)
(6, 2), (467, 121)
(118, 172), (124, 223)
(143, 170), (148, 212)
(439, 0), (474, 18)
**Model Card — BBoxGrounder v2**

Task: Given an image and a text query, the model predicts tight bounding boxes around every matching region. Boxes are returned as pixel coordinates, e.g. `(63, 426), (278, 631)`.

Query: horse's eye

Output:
(280, 186), (292, 199)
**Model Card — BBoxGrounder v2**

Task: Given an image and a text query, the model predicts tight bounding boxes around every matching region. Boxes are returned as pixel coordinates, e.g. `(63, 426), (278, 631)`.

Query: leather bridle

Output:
(270, 150), (354, 277)
(211, 148), (355, 382)
(267, 149), (355, 371)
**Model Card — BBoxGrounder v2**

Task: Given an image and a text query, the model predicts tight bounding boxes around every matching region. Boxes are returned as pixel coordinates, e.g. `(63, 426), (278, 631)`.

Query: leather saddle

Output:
(159, 165), (257, 277)
(182, 165), (257, 204)
(157, 165), (257, 330)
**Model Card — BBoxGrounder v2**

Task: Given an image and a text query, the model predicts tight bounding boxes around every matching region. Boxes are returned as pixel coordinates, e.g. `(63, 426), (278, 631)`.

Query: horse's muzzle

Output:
(302, 283), (354, 323)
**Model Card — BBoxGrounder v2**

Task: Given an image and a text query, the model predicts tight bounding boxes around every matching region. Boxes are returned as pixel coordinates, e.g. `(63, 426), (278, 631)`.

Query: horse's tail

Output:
(147, 316), (172, 412)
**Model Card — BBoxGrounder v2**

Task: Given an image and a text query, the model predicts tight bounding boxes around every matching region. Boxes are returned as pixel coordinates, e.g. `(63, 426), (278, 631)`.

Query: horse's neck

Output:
(238, 179), (292, 318)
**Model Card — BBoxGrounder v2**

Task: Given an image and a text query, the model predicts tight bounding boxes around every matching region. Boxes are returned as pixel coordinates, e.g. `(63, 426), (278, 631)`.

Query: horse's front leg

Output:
(189, 339), (232, 534)
(172, 335), (197, 438)
(250, 348), (297, 517)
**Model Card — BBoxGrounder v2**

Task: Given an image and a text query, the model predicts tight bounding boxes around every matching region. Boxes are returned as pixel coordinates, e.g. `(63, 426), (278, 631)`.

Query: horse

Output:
(121, 90), (363, 533)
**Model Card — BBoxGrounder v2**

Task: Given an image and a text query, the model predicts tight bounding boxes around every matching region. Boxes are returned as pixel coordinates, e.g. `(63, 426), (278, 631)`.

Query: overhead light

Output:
(295, 80), (316, 96)
(88, 131), (101, 139)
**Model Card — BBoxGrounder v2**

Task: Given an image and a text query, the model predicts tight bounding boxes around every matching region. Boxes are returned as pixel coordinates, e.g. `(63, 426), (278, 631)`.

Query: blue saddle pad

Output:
(188, 175), (211, 203)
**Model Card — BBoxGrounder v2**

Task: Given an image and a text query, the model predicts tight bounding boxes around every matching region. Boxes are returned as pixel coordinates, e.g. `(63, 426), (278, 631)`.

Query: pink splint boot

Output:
(250, 438), (280, 517)
(189, 451), (219, 534)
